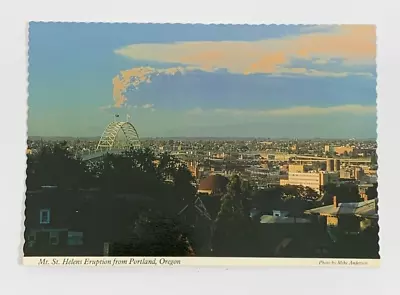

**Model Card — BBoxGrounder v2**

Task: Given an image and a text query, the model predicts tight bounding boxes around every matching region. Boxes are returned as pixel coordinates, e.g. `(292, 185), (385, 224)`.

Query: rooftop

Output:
(260, 215), (311, 224)
(198, 174), (229, 192)
(304, 199), (378, 218)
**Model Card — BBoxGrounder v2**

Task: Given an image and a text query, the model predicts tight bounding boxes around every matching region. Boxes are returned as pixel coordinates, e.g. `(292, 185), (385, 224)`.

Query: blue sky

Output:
(28, 23), (376, 138)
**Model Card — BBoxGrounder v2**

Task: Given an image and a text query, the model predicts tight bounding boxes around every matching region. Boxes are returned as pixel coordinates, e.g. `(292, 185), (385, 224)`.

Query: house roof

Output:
(304, 199), (378, 218)
(260, 215), (311, 224)
(198, 175), (229, 192)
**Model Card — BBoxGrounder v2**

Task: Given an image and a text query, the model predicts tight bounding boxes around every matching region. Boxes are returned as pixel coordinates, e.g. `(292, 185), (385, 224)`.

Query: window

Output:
(49, 231), (59, 245)
(40, 209), (50, 224)
(67, 232), (83, 246)
(27, 232), (36, 248)
(27, 232), (36, 241)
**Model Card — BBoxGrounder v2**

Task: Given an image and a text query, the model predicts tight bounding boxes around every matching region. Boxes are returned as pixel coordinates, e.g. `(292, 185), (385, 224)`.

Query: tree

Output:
(26, 144), (203, 256)
(251, 186), (284, 214)
(278, 185), (317, 222)
(171, 164), (196, 204)
(321, 183), (362, 204)
(212, 175), (256, 256)
(366, 183), (378, 200)
(332, 224), (379, 259)
(110, 214), (195, 256)
(371, 153), (378, 166)
(26, 142), (89, 190)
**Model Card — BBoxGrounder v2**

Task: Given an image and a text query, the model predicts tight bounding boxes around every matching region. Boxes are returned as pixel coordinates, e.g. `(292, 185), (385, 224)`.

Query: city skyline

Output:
(28, 23), (376, 138)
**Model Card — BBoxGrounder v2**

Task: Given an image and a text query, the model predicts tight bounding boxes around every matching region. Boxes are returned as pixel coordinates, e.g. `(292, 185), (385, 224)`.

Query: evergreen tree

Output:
(212, 175), (255, 256)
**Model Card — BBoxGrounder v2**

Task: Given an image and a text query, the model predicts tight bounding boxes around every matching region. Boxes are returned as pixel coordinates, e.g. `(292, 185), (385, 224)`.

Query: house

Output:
(304, 196), (378, 234)
(24, 187), (154, 256)
(24, 186), (87, 256)
(197, 175), (229, 195)
(260, 215), (311, 224)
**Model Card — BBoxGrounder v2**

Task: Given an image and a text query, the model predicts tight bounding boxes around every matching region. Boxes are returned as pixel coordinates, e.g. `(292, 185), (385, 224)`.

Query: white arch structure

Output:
(96, 121), (141, 152)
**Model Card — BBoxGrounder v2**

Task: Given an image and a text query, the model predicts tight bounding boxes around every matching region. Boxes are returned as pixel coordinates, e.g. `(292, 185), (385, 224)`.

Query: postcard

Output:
(24, 23), (378, 267)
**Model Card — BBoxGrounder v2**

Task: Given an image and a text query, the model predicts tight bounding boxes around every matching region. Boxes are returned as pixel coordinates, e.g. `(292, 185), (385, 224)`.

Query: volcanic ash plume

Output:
(112, 66), (188, 108)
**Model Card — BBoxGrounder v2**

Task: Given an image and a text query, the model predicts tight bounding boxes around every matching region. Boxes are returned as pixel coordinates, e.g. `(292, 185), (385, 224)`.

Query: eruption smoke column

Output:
(112, 66), (189, 108)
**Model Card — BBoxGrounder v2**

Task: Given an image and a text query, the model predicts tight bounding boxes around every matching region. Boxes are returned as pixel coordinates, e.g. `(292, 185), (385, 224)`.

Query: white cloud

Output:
(114, 25), (375, 77)
(187, 104), (376, 117)
(142, 104), (154, 109)
(276, 67), (374, 78)
(313, 58), (330, 65)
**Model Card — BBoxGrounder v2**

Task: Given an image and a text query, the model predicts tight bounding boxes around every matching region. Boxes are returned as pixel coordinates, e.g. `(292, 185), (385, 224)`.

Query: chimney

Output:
(333, 196), (337, 208)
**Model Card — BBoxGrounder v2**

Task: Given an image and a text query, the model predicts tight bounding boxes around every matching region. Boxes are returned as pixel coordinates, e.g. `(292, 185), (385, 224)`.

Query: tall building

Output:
(187, 161), (199, 178)
(283, 171), (339, 193)
(326, 159), (334, 172)
(354, 167), (364, 180)
(324, 145), (334, 153)
(334, 159), (341, 171)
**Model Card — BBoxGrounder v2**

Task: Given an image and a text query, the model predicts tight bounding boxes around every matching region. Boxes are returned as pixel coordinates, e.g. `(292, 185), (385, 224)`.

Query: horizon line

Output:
(27, 135), (377, 140)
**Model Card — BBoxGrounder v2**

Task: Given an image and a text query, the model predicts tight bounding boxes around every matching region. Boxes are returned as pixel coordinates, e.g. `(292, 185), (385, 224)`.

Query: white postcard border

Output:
(2, 0), (400, 294)
(23, 257), (380, 267)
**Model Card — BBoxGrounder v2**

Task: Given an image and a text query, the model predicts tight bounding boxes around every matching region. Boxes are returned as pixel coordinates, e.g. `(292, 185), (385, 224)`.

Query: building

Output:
(326, 159), (334, 172)
(334, 146), (354, 155)
(324, 145), (334, 153)
(283, 171), (339, 193)
(197, 175), (229, 195)
(334, 159), (341, 172)
(187, 161), (199, 178)
(279, 176), (289, 186)
(288, 164), (305, 173)
(24, 187), (87, 256)
(273, 153), (296, 161)
(354, 167), (364, 180)
(304, 197), (378, 233)
(340, 168), (353, 179)
(260, 215), (311, 224)
(25, 187), (154, 256)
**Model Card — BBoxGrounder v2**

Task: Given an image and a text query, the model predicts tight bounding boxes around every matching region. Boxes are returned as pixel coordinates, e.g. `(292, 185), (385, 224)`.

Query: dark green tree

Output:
(26, 141), (89, 190)
(111, 214), (195, 256)
(371, 153), (378, 166)
(322, 183), (362, 204)
(332, 224), (379, 259)
(212, 175), (256, 256)
(251, 186), (284, 213)
(366, 183), (378, 200)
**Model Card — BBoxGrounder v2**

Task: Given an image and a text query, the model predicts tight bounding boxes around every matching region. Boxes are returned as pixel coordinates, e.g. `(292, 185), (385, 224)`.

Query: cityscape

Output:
(25, 23), (378, 260)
